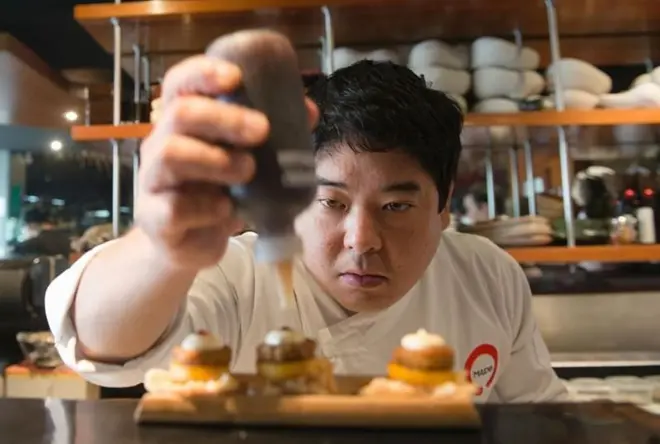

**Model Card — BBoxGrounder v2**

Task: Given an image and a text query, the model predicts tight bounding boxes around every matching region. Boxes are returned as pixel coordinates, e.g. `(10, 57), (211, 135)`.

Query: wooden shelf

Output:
(74, 0), (660, 78)
(71, 124), (152, 141)
(70, 109), (660, 142)
(75, 0), (382, 20)
(505, 245), (660, 264)
(466, 109), (660, 127)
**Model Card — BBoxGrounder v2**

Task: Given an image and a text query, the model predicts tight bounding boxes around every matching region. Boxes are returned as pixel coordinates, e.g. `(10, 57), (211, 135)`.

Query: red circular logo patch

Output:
(464, 343), (499, 396)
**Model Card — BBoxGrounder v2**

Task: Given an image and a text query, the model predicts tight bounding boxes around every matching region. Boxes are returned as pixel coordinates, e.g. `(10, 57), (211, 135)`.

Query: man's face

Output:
(296, 147), (445, 313)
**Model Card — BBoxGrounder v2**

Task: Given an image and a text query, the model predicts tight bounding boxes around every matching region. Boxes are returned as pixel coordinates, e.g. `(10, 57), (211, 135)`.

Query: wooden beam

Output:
(0, 34), (71, 91)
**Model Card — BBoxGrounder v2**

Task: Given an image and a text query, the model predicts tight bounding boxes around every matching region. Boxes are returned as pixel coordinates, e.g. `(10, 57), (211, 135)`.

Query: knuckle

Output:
(154, 137), (180, 174)
(162, 55), (200, 86)
(160, 64), (184, 98)
(168, 97), (194, 126)
(161, 194), (183, 226)
(198, 60), (219, 88)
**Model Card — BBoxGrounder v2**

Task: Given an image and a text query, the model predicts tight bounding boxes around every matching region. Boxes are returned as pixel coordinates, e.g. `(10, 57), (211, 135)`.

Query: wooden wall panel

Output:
(0, 34), (81, 128)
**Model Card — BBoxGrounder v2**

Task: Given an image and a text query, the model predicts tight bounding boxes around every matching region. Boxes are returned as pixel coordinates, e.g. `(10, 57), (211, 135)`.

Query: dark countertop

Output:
(2, 399), (660, 444)
(527, 263), (660, 295)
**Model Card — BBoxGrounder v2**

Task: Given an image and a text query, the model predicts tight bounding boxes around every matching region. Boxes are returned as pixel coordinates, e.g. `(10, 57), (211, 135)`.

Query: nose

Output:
(343, 207), (382, 254)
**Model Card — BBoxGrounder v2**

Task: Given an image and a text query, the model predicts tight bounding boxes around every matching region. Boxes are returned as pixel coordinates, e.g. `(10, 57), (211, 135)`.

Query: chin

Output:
(336, 289), (400, 313)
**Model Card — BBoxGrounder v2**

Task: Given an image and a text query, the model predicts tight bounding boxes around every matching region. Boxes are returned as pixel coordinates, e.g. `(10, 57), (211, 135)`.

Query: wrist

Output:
(129, 228), (199, 278)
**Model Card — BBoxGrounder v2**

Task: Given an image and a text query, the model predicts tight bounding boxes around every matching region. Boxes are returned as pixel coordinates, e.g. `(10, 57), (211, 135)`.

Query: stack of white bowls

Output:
(460, 215), (553, 247)
(607, 73), (660, 152)
(602, 70), (660, 109)
(332, 47), (401, 71)
(610, 73), (660, 156)
(472, 37), (544, 106)
(546, 58), (612, 110)
(407, 39), (471, 113)
(465, 37), (543, 146)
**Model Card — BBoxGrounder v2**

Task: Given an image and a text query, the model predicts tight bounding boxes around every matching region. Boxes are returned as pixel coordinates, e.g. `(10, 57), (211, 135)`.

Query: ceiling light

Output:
(50, 140), (63, 151)
(63, 110), (79, 122)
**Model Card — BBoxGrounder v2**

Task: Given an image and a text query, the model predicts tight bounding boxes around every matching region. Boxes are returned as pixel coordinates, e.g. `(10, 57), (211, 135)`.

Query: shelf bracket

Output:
(111, 9), (122, 238)
(509, 145), (521, 218)
(321, 6), (335, 74)
(510, 27), (524, 218)
(132, 45), (143, 217)
(544, 0), (575, 247)
(485, 137), (497, 219)
(133, 44), (142, 123)
(523, 138), (537, 215)
(645, 57), (654, 74)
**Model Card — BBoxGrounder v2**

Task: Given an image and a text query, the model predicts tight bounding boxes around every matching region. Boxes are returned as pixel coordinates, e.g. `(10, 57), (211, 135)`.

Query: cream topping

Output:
(263, 328), (305, 346)
(400, 329), (445, 351)
(180, 331), (223, 351)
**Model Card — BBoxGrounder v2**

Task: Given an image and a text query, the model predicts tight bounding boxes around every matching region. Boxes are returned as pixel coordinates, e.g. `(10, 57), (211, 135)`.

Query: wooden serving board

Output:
(135, 393), (480, 428)
(134, 375), (480, 429)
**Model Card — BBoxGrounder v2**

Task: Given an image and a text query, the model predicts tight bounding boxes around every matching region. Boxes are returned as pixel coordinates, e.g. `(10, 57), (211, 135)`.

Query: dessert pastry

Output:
(388, 329), (458, 387)
(255, 327), (336, 395)
(170, 330), (232, 382)
(360, 329), (476, 399)
(144, 330), (242, 396)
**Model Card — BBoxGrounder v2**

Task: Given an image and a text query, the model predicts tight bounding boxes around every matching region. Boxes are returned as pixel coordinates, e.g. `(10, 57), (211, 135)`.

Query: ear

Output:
(446, 182), (455, 209)
(440, 182), (454, 229)
(442, 182), (455, 213)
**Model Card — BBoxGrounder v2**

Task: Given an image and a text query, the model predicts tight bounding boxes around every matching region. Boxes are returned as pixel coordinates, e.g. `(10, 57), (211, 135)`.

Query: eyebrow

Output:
(316, 177), (421, 193)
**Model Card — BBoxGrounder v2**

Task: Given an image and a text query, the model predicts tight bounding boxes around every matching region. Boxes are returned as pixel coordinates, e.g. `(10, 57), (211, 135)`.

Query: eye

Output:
(383, 202), (412, 212)
(318, 198), (346, 211)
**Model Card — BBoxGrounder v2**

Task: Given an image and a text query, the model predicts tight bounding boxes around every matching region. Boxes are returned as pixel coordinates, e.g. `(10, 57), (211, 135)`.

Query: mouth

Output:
(338, 272), (388, 288)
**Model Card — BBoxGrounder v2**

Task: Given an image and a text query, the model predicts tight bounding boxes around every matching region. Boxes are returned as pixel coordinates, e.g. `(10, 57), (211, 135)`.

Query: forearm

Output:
(72, 228), (197, 362)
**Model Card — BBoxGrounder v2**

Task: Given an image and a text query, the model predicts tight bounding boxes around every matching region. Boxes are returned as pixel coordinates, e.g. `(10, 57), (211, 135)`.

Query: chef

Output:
(462, 182), (506, 224)
(45, 56), (567, 403)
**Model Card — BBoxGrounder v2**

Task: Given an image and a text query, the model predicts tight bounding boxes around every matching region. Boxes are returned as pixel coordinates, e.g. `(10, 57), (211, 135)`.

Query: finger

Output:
(153, 186), (235, 236)
(141, 134), (255, 192)
(305, 97), (320, 129)
(156, 96), (269, 147)
(161, 55), (242, 105)
(150, 97), (162, 123)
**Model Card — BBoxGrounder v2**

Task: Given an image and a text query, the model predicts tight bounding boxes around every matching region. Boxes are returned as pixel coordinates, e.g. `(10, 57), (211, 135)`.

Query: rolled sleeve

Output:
(45, 242), (184, 387)
(45, 242), (240, 388)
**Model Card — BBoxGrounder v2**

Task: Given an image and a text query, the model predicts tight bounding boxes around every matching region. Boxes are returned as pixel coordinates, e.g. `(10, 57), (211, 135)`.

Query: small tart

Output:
(257, 360), (310, 381)
(169, 330), (232, 382)
(172, 346), (232, 366)
(392, 345), (454, 371)
(387, 362), (457, 387)
(257, 327), (316, 363)
(256, 358), (337, 395)
(169, 363), (229, 383)
(394, 329), (454, 371)
(172, 330), (231, 365)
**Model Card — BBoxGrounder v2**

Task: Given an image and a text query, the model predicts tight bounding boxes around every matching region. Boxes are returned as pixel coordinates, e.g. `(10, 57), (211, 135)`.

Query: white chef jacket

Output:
(45, 230), (568, 403)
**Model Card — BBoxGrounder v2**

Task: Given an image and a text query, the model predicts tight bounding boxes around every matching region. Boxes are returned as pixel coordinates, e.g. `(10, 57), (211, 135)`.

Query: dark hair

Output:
(24, 208), (50, 225)
(466, 182), (506, 215)
(306, 60), (463, 211)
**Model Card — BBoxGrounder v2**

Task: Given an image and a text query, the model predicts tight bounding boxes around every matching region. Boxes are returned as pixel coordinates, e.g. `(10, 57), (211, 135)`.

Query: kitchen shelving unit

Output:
(71, 109), (660, 141)
(70, 0), (660, 264)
